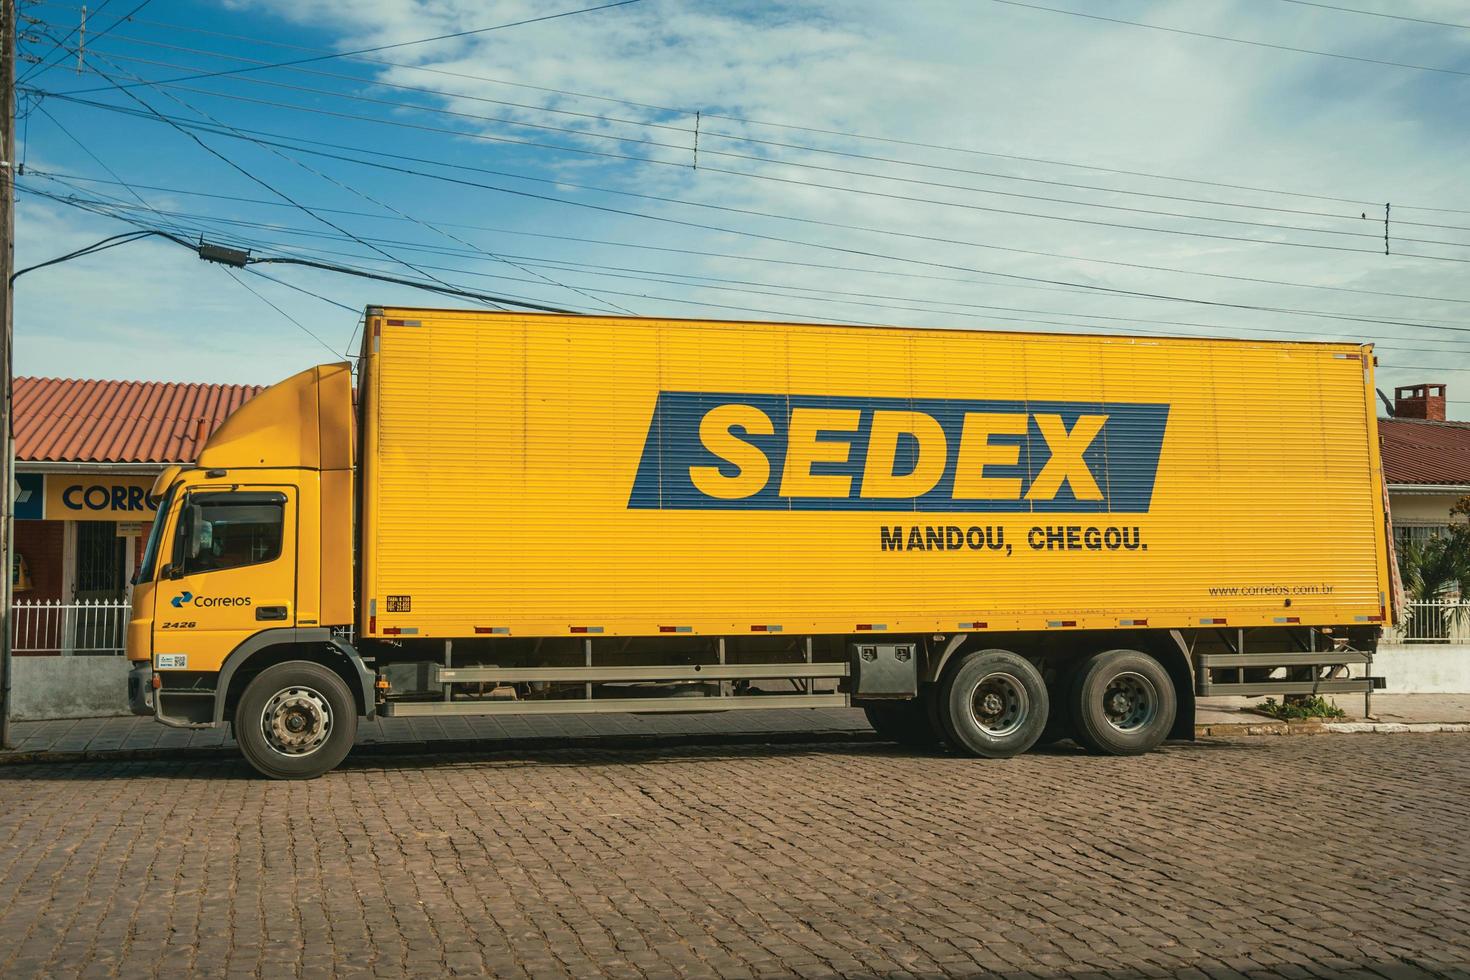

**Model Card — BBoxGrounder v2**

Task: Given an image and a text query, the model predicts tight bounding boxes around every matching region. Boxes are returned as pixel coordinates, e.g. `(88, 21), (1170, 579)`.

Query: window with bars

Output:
(1394, 523), (1451, 553)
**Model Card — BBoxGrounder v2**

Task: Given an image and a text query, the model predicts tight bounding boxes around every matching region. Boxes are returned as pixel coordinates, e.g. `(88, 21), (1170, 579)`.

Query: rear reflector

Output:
(570, 626), (604, 634)
(1355, 615), (1385, 623)
(474, 627), (511, 635)
(1201, 617), (1228, 625)
(659, 625), (693, 633)
(750, 624), (783, 633)
(1119, 618), (1149, 627)
(1274, 617), (1301, 624)
(382, 626), (419, 636)
(855, 624), (888, 632)
(957, 621), (987, 629)
(1047, 620), (1077, 628)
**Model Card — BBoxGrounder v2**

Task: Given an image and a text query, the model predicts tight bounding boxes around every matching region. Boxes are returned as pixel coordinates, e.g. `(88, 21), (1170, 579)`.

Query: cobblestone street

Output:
(0, 734), (1465, 979)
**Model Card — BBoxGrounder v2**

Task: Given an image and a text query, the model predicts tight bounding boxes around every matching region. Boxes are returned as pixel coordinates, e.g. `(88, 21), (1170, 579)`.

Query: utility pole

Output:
(1, 0), (16, 750)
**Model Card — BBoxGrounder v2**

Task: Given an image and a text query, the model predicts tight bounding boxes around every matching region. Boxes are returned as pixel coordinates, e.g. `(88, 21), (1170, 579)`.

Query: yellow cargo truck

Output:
(126, 308), (1391, 778)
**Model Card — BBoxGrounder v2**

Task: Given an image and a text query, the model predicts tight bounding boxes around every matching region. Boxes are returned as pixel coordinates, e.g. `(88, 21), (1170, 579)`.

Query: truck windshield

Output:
(134, 485), (176, 584)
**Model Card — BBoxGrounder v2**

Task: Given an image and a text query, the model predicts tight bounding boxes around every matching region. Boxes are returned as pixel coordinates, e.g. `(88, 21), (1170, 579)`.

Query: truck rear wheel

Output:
(235, 661), (357, 780)
(938, 649), (1048, 758)
(863, 697), (942, 749)
(1069, 649), (1176, 756)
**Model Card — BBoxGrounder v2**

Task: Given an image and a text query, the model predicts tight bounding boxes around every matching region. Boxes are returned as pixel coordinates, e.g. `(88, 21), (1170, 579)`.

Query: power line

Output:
(241, 266), (359, 315)
(989, 0), (1470, 78)
(23, 184), (1470, 377)
(40, 0), (644, 93)
(220, 266), (342, 358)
(58, 44), (1470, 247)
(28, 167), (1470, 312)
(27, 3), (1468, 215)
(39, 90), (1470, 337)
(44, 36), (640, 316)
(45, 39), (517, 314)
(1272, 0), (1470, 31)
(28, 182), (1470, 355)
(36, 80), (1470, 263)
(18, 0), (118, 83)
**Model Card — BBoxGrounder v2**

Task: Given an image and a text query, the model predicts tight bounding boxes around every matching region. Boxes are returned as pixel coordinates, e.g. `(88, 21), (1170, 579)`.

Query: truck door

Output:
(154, 488), (297, 674)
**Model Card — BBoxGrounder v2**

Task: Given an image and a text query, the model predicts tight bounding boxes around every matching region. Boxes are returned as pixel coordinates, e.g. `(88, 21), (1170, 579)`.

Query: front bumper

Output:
(126, 662), (155, 717)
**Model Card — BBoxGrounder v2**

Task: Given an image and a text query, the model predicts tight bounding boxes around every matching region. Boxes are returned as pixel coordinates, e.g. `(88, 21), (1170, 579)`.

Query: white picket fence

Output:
(10, 599), (131, 656)
(1387, 601), (1470, 644)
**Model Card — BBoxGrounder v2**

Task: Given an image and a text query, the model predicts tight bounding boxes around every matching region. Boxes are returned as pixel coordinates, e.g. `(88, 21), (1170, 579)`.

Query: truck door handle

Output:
(256, 606), (289, 621)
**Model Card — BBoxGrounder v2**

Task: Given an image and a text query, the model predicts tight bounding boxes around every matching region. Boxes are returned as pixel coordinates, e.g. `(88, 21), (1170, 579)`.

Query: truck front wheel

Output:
(1068, 649), (1176, 756)
(235, 661), (358, 779)
(938, 649), (1048, 758)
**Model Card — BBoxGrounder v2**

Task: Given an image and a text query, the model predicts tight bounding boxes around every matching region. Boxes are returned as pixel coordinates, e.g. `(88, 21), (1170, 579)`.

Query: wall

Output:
(10, 656), (131, 720)
(1388, 491), (1461, 525)
(1361, 643), (1470, 694)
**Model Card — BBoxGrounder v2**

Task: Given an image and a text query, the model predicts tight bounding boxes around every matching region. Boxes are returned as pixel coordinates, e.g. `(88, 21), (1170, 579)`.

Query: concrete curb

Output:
(1322, 721), (1470, 734)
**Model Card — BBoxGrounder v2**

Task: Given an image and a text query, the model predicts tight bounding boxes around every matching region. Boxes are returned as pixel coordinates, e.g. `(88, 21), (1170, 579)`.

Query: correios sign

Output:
(34, 474), (161, 521)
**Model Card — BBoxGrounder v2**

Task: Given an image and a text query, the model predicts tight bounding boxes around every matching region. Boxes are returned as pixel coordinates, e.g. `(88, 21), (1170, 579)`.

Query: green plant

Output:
(1255, 696), (1347, 720)
(1396, 496), (1470, 640)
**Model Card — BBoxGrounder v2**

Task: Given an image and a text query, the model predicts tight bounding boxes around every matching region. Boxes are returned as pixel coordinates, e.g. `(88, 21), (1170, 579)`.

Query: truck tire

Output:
(235, 661), (358, 780)
(937, 649), (1048, 758)
(863, 697), (942, 749)
(1068, 649), (1176, 756)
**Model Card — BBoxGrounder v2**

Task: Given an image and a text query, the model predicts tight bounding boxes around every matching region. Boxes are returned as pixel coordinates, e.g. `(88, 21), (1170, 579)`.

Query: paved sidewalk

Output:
(3, 693), (1467, 763)
(1195, 693), (1470, 726)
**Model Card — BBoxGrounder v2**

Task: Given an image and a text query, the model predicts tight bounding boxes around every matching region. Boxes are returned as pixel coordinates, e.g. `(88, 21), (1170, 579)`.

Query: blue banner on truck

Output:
(629, 392), (1170, 512)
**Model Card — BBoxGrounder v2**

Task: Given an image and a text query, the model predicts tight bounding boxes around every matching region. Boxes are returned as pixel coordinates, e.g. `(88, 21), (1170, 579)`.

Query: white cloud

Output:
(17, 0), (1470, 408)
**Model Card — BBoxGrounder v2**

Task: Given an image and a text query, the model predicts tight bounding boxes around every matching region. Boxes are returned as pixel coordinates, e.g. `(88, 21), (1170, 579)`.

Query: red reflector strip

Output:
(368, 615), (376, 633)
(957, 621), (987, 629)
(750, 624), (783, 633)
(474, 627), (511, 635)
(382, 627), (401, 635)
(1274, 617), (1301, 624)
(570, 626), (605, 634)
(384, 318), (422, 327)
(1333, 352), (1362, 360)
(659, 626), (692, 633)
(1119, 618), (1149, 627)
(855, 624), (887, 632)
(1201, 618), (1228, 625)
(1355, 615), (1385, 623)
(1047, 620), (1077, 628)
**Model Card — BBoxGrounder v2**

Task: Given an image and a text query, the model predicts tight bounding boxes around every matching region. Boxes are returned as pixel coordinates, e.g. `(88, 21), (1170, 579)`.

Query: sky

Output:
(12, 0), (1470, 416)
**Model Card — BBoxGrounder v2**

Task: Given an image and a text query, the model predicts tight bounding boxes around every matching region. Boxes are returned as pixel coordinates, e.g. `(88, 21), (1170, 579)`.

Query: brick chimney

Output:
(1394, 383), (1447, 421)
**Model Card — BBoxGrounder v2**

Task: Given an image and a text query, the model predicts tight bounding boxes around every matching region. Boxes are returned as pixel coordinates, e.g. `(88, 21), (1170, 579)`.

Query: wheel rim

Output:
(969, 672), (1028, 737)
(260, 685), (333, 757)
(1102, 671), (1158, 734)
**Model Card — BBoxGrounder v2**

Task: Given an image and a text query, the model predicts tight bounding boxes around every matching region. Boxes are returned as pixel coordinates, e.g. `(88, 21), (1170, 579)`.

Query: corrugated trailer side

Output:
(359, 309), (1390, 640)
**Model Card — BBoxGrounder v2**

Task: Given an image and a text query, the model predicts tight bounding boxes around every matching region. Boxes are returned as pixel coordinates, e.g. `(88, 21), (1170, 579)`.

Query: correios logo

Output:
(629, 392), (1170, 512)
(170, 592), (252, 608)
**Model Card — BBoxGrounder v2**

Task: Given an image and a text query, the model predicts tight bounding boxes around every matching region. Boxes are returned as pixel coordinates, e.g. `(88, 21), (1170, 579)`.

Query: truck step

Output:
(381, 692), (849, 717)
(431, 663), (848, 684)
(1197, 678), (1384, 697)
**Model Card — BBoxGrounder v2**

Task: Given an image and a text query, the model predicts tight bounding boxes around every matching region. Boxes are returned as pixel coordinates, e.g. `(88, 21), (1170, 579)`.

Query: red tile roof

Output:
(14, 377), (264, 465)
(1379, 417), (1470, 487)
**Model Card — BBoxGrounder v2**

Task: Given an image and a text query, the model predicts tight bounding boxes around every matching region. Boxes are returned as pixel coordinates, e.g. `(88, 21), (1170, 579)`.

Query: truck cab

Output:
(126, 362), (371, 777)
